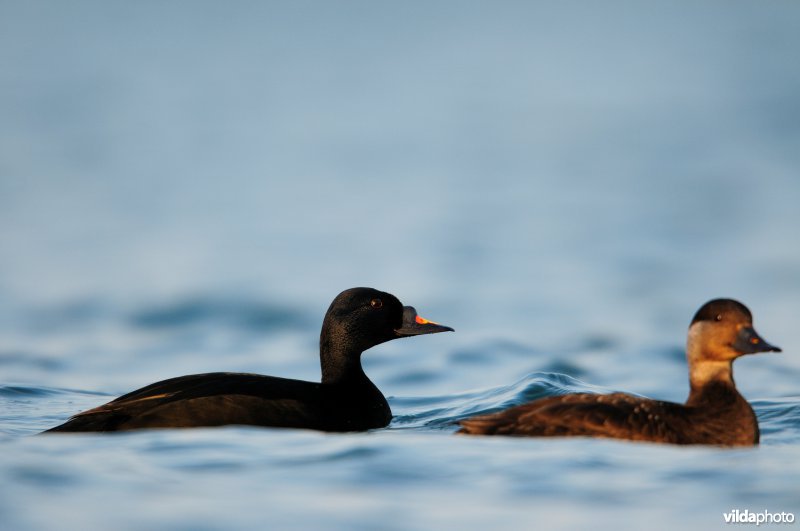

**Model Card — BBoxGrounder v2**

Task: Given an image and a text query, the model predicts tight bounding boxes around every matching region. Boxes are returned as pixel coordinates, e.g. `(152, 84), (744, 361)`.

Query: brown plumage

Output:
(458, 299), (781, 446)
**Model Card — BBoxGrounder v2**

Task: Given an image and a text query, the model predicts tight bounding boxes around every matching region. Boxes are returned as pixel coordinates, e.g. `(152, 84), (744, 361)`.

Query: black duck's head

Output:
(688, 299), (781, 364)
(321, 287), (453, 356)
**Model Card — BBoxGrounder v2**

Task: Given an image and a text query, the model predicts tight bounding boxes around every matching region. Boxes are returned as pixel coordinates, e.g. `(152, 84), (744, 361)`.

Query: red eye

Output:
(370, 299), (383, 309)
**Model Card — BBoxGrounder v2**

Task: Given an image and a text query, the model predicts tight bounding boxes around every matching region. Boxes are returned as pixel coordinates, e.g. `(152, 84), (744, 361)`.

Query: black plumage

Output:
(45, 287), (453, 433)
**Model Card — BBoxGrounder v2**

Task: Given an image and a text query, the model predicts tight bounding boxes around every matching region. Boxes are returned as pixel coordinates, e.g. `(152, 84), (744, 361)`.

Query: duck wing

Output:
(44, 372), (323, 432)
(458, 392), (687, 443)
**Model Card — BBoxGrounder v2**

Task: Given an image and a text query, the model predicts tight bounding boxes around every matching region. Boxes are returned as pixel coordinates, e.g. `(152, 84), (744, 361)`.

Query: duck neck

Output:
(319, 329), (370, 384)
(687, 359), (737, 405)
(685, 327), (740, 403)
(321, 351), (367, 384)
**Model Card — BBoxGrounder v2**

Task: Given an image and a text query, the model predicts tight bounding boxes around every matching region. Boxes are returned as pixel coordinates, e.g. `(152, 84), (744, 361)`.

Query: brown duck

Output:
(458, 299), (781, 446)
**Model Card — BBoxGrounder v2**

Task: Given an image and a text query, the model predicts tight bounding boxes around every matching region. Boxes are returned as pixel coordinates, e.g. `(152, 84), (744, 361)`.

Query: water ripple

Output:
(0, 384), (110, 398)
(752, 397), (800, 444)
(390, 372), (614, 430)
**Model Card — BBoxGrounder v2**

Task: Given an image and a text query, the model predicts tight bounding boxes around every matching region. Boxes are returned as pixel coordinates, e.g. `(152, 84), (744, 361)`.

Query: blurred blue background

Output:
(1, 2), (799, 530)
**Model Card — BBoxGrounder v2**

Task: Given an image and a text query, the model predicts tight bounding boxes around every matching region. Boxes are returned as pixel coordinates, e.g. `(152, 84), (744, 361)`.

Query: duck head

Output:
(319, 287), (453, 382)
(686, 298), (780, 387)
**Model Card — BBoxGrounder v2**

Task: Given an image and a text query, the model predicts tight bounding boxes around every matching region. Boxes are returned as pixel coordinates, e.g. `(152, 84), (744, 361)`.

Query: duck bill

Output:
(733, 326), (781, 354)
(395, 306), (454, 336)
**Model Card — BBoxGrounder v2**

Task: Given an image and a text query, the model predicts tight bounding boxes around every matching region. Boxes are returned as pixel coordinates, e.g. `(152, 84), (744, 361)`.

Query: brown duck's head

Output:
(687, 299), (781, 364)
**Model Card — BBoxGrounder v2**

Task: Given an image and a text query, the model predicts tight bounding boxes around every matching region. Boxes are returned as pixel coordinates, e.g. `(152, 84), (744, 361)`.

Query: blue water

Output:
(2, 1), (800, 529)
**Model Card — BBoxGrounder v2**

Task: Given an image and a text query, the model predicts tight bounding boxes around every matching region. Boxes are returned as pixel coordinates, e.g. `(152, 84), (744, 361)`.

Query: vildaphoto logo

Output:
(723, 509), (795, 525)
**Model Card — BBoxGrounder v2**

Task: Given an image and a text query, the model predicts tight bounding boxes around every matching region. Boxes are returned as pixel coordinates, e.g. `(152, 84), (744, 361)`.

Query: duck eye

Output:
(370, 298), (383, 309)
(715, 314), (723, 321)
